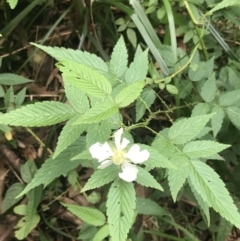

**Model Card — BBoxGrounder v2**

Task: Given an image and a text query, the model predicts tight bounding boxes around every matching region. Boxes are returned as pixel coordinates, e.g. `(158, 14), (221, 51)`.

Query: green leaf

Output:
(115, 81), (144, 107)
(20, 161), (38, 183)
(136, 166), (163, 191)
(188, 160), (240, 228)
(81, 165), (119, 192)
(200, 73), (216, 102)
(188, 180), (210, 226)
(86, 121), (111, 148)
(226, 106), (240, 130)
(183, 141), (230, 159)
(53, 116), (87, 159)
(92, 224), (110, 241)
(126, 28), (137, 48)
(208, 0), (240, 14)
(17, 138), (86, 197)
(0, 73), (32, 85)
(166, 84), (178, 95)
(15, 87), (26, 107)
(125, 48), (148, 84)
(58, 61), (112, 99)
(139, 144), (177, 170)
(216, 218), (233, 241)
(136, 87), (155, 122)
(74, 101), (118, 124)
(168, 114), (213, 144)
(136, 197), (167, 216)
(151, 129), (176, 158)
(6, 0), (18, 9)
(219, 90), (240, 107)
(15, 213), (40, 240)
(62, 203), (106, 226)
(168, 153), (191, 201)
(2, 183), (25, 213)
(0, 101), (76, 127)
(31, 43), (108, 73)
(188, 57), (214, 82)
(109, 36), (128, 78)
(64, 80), (89, 113)
(211, 106), (225, 137)
(191, 103), (210, 116)
(106, 179), (136, 241)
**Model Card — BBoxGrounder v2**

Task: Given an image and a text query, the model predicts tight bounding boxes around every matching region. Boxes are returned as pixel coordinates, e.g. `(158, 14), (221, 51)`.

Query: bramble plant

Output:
(1, 35), (240, 240)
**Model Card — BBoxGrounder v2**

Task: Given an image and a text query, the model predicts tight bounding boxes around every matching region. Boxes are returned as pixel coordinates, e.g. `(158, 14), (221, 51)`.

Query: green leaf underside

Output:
(81, 165), (119, 192)
(136, 166), (163, 191)
(109, 36), (128, 78)
(168, 114), (213, 144)
(74, 101), (118, 124)
(0, 73), (33, 85)
(62, 203), (106, 226)
(189, 160), (240, 228)
(58, 61), (112, 98)
(115, 81), (145, 107)
(106, 179), (136, 241)
(168, 154), (191, 201)
(18, 138), (86, 197)
(0, 101), (75, 127)
(53, 116), (87, 159)
(183, 141), (230, 159)
(31, 43), (108, 72)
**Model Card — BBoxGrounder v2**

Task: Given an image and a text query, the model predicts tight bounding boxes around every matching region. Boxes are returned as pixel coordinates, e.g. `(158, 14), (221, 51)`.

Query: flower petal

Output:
(125, 144), (150, 164)
(119, 163), (138, 182)
(98, 160), (113, 169)
(89, 142), (113, 162)
(114, 128), (123, 150)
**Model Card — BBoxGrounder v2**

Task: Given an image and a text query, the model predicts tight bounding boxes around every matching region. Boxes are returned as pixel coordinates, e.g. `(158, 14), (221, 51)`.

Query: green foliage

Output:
(62, 203), (106, 226)
(0, 101), (76, 127)
(0, 73), (32, 85)
(168, 114), (213, 144)
(208, 0), (240, 14)
(81, 165), (119, 192)
(18, 138), (86, 197)
(2, 183), (25, 213)
(109, 36), (128, 78)
(136, 166), (163, 191)
(57, 61), (112, 99)
(106, 179), (136, 241)
(115, 81), (145, 107)
(188, 160), (240, 228)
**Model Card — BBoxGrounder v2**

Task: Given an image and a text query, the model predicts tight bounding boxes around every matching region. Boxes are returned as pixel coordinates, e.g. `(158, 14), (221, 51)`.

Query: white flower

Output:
(89, 128), (150, 182)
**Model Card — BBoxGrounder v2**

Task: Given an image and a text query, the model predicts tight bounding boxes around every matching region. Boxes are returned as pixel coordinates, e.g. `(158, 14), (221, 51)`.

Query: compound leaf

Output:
(106, 179), (136, 241)
(168, 114), (213, 144)
(189, 160), (240, 228)
(0, 101), (75, 127)
(183, 141), (230, 159)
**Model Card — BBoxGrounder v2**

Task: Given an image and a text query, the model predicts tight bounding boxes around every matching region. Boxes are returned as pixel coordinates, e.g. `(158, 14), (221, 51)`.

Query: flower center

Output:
(113, 151), (124, 165)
